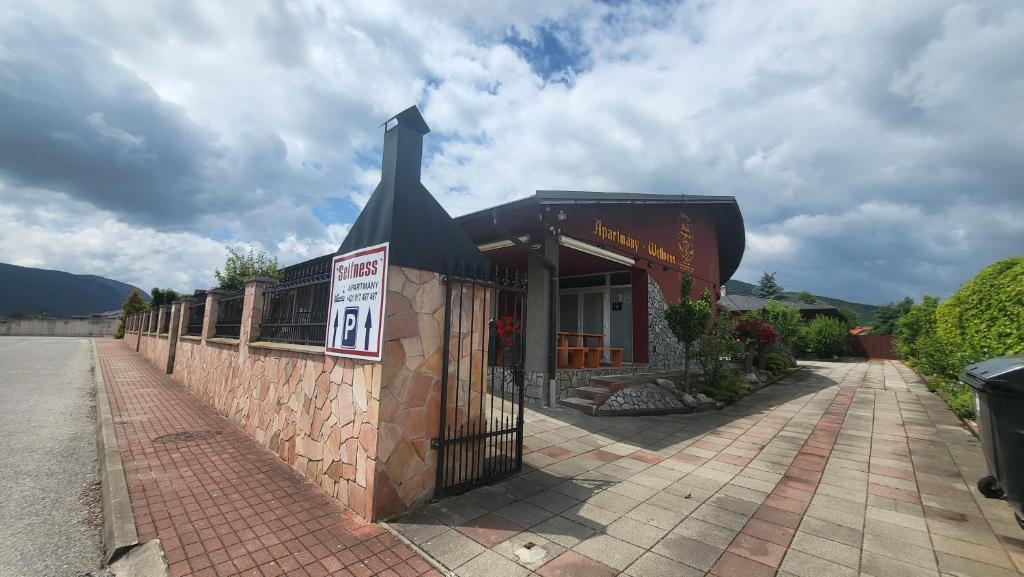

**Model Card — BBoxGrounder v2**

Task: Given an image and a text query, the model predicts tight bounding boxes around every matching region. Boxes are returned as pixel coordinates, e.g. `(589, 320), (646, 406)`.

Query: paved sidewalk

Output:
(391, 360), (1024, 577)
(95, 339), (440, 577)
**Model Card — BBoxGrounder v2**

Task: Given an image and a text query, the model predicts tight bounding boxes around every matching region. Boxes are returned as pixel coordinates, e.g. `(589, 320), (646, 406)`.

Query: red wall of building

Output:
(556, 205), (722, 303)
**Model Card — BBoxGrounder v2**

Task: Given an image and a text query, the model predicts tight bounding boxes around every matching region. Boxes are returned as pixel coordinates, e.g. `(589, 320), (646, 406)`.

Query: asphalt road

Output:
(0, 336), (102, 577)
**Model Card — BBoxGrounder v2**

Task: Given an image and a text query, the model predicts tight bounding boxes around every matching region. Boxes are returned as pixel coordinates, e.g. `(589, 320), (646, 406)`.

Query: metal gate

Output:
(434, 269), (527, 497)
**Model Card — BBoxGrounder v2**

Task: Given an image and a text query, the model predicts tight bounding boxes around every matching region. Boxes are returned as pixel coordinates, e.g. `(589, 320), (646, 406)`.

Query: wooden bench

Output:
(608, 348), (624, 367)
(557, 346), (604, 369)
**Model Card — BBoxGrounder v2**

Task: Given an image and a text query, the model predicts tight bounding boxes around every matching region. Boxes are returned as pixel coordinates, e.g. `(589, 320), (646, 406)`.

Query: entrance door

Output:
(609, 287), (633, 362)
(581, 292), (604, 337)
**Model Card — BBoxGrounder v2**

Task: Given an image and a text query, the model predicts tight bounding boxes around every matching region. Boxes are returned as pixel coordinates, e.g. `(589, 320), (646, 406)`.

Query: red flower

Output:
(495, 316), (521, 351)
(735, 317), (779, 345)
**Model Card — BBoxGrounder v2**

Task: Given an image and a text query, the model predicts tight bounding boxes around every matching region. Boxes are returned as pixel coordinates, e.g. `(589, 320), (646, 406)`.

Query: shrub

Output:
(696, 313), (744, 381)
(935, 257), (1024, 361)
(763, 304), (802, 352)
(802, 316), (847, 358)
(764, 352), (789, 375)
(896, 258), (1024, 420)
(700, 366), (748, 404)
(665, 275), (713, 393)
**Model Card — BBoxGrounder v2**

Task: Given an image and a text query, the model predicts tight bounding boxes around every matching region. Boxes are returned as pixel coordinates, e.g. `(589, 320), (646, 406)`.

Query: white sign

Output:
(325, 242), (389, 360)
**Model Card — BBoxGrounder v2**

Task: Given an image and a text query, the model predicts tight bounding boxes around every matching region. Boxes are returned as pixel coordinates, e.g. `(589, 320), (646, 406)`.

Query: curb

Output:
(91, 338), (140, 564)
(379, 521), (454, 577)
(107, 538), (170, 577)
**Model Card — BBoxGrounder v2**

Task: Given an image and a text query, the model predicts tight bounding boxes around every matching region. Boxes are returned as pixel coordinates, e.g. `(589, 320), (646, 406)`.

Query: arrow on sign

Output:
(363, 309), (373, 350)
(332, 310), (339, 347)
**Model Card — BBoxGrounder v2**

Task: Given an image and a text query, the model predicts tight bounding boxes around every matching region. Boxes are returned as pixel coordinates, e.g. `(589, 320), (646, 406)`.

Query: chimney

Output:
(380, 107), (430, 188)
(337, 105), (489, 275)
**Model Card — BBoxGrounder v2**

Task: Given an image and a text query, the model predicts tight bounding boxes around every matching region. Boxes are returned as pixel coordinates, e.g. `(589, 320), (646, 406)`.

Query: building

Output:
(337, 105), (748, 405)
(454, 191), (745, 403)
(717, 293), (843, 321)
(121, 106), (750, 517)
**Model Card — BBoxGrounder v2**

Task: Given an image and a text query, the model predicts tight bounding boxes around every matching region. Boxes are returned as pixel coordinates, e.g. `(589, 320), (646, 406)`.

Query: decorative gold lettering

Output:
(677, 213), (695, 272)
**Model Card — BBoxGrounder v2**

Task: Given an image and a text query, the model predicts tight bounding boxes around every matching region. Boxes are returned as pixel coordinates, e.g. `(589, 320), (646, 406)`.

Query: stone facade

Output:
(123, 265), (486, 522)
(647, 275), (686, 372)
(374, 267), (473, 519)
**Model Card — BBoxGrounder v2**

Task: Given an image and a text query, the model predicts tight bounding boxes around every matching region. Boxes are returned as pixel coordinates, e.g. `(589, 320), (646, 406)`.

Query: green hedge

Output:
(801, 316), (847, 358)
(897, 257), (1024, 419)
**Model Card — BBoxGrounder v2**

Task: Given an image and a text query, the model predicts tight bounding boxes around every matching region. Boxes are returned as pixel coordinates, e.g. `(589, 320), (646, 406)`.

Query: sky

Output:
(1, 0), (1022, 305)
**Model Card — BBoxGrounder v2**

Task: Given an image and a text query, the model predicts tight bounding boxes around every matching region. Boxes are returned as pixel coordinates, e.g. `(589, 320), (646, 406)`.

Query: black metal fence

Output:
(434, 268), (527, 497)
(258, 255), (332, 346)
(213, 291), (245, 338)
(186, 299), (206, 336)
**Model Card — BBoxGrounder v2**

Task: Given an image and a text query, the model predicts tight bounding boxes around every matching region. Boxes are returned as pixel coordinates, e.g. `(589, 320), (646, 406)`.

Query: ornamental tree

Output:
(665, 275), (713, 393)
(214, 246), (280, 291)
(116, 289), (147, 339)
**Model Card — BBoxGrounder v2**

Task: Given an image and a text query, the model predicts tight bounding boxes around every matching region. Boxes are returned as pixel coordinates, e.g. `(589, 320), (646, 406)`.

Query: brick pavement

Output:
(391, 359), (1024, 577)
(96, 339), (441, 577)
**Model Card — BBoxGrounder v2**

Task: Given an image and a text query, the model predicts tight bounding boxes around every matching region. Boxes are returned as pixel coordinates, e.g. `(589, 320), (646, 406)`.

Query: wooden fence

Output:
(848, 335), (897, 359)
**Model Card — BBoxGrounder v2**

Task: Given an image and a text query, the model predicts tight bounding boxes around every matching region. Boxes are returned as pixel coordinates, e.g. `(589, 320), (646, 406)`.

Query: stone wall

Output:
(122, 265), (484, 522)
(0, 316), (119, 336)
(373, 268), (446, 518)
(647, 276), (686, 372)
(138, 333), (171, 369)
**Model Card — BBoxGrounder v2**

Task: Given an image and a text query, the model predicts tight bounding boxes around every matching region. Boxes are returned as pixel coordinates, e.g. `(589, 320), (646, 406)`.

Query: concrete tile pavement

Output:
(95, 340), (442, 577)
(391, 359), (1024, 577)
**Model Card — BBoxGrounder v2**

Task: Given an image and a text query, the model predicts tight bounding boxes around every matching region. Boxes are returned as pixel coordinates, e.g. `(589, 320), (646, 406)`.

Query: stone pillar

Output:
(155, 306), (166, 334)
(525, 228), (558, 398)
(164, 302), (181, 374)
(136, 312), (144, 351)
(239, 277), (276, 363)
(202, 289), (228, 341)
(176, 300), (190, 336)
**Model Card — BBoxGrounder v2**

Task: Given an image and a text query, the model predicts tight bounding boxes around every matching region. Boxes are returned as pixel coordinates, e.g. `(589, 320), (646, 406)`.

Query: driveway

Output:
(0, 337), (102, 577)
(390, 359), (1024, 577)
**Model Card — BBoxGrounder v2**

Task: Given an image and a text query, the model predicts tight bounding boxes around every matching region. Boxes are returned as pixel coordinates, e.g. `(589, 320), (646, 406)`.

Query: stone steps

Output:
(557, 397), (598, 416)
(574, 386), (614, 405)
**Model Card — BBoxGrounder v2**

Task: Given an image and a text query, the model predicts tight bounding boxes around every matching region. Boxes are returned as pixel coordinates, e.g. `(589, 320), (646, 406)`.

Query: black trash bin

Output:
(963, 355), (1024, 526)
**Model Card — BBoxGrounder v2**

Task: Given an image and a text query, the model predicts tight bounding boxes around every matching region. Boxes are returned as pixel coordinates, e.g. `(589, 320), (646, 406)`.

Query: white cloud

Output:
(1, 0), (1022, 304)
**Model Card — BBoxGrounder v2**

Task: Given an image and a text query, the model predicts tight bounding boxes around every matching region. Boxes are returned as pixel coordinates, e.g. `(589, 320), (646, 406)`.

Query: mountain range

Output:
(0, 263), (147, 317)
(724, 279), (879, 324)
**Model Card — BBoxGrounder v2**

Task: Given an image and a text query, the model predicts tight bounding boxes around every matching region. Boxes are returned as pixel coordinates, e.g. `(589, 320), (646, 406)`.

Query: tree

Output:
(214, 246), (280, 291)
(116, 289), (147, 338)
(763, 303), (802, 351)
(665, 275), (713, 393)
(149, 287), (182, 308)
(753, 271), (784, 299)
(870, 297), (914, 335)
(795, 290), (817, 304)
(839, 306), (859, 329)
(894, 296), (939, 360)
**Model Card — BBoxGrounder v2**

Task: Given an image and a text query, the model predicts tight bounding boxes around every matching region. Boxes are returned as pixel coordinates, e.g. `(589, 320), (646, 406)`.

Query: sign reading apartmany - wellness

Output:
(326, 242), (389, 361)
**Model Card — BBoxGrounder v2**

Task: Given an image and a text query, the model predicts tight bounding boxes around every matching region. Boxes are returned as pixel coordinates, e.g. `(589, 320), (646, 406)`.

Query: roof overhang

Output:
(455, 190), (746, 283)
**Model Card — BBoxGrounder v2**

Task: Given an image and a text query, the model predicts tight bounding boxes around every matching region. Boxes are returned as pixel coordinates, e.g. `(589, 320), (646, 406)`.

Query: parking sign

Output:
(326, 243), (389, 360)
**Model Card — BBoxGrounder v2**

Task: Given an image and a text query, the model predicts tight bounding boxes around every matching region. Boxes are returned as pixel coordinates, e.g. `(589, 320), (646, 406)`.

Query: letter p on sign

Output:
(341, 306), (359, 348)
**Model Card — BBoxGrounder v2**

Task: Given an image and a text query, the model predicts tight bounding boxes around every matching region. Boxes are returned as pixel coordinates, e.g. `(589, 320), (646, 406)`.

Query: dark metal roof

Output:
(455, 190), (746, 283)
(339, 106), (489, 275)
(718, 294), (839, 312)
